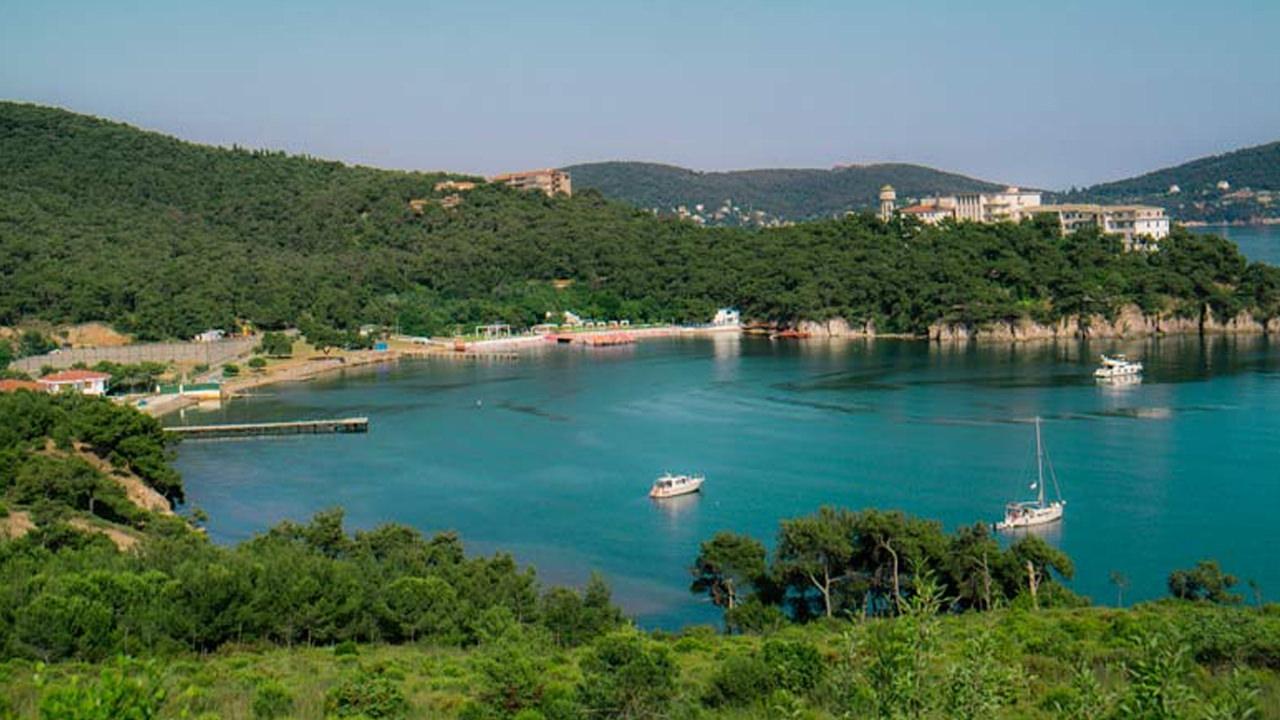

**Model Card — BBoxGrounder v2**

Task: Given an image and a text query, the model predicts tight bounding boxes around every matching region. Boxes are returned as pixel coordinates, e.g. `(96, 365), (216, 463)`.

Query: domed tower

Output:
(879, 185), (897, 222)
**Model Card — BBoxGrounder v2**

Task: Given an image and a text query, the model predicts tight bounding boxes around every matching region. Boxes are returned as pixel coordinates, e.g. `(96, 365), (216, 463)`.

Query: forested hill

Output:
(2, 102), (1279, 343)
(1060, 140), (1280, 223)
(562, 161), (1004, 224)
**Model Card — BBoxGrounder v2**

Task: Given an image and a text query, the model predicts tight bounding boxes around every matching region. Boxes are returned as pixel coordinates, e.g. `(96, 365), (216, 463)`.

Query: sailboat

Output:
(995, 417), (1065, 531)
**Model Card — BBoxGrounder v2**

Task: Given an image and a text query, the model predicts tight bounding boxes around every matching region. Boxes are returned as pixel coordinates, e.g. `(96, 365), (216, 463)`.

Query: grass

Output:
(4, 604), (1280, 719)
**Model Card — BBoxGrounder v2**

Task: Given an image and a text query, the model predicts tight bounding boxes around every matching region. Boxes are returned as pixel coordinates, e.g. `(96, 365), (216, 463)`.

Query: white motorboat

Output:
(649, 472), (704, 499)
(995, 417), (1065, 531)
(1094, 354), (1143, 381)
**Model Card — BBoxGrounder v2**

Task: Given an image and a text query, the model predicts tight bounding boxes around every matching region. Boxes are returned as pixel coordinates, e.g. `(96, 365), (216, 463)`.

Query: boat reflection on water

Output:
(651, 491), (701, 520)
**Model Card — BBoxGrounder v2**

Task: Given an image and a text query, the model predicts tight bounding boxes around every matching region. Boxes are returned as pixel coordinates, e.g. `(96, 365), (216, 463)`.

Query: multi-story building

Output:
(951, 187), (1042, 222)
(1031, 204), (1169, 250)
(895, 187), (1041, 225)
(886, 187), (1168, 250)
(489, 168), (572, 196)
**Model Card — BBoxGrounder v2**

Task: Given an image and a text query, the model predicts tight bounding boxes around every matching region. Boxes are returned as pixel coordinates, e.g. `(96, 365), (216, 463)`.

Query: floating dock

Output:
(168, 417), (369, 439)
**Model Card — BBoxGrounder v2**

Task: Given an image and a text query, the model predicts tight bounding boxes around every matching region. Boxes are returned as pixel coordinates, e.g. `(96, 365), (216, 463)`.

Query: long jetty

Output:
(169, 417), (369, 439)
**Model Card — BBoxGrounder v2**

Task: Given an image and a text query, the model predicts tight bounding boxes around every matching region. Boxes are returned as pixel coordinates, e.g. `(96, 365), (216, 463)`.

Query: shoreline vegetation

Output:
(1, 392), (1278, 717)
(144, 311), (1274, 419)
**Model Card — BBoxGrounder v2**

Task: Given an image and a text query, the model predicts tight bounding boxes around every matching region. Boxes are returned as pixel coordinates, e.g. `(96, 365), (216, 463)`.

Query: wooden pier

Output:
(169, 417), (369, 439)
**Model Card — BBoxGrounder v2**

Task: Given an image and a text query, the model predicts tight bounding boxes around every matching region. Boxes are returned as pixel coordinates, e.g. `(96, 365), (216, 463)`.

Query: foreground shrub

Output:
(251, 679), (293, 719)
(324, 670), (409, 719)
(578, 631), (676, 719)
(763, 639), (824, 694)
(35, 658), (165, 720)
(704, 652), (774, 707)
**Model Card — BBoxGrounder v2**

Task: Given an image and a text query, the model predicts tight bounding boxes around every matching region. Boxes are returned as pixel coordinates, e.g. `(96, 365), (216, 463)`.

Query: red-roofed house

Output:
(0, 379), (43, 393)
(38, 369), (111, 396)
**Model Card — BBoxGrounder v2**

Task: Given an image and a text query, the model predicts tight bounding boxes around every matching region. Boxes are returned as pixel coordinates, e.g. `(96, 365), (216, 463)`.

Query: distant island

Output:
(567, 142), (1280, 227)
(561, 161), (1004, 226)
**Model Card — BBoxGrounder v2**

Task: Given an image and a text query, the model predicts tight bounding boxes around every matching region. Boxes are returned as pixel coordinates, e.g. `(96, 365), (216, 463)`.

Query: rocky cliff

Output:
(791, 305), (1279, 342)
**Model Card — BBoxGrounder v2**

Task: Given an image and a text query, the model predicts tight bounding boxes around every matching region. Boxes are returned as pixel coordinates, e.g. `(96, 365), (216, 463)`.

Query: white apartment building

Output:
(1032, 204), (1170, 250)
(903, 187), (1043, 225)
(952, 187), (1042, 222)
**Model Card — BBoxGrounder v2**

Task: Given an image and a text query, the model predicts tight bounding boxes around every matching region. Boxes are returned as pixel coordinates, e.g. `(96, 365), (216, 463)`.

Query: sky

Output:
(2, 0), (1278, 189)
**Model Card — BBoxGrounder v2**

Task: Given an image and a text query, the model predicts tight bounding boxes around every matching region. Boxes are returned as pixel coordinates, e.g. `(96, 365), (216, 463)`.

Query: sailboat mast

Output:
(1035, 417), (1045, 506)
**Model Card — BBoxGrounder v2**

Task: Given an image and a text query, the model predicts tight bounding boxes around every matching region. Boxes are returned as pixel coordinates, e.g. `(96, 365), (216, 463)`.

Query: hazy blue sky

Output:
(3, 0), (1277, 188)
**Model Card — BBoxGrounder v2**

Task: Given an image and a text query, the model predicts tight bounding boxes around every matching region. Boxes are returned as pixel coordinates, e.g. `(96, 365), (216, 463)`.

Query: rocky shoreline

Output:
(795, 304), (1280, 342)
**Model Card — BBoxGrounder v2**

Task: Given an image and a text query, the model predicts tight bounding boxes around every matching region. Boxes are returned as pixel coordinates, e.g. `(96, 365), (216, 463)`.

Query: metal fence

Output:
(12, 337), (259, 373)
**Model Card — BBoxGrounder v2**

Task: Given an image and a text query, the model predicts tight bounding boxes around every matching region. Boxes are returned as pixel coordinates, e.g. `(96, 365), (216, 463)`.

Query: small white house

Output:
(38, 369), (111, 396)
(193, 329), (226, 343)
(712, 308), (741, 326)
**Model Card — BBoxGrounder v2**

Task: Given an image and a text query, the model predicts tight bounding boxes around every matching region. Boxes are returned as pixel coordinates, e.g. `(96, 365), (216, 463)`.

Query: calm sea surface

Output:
(1192, 223), (1280, 264)
(169, 335), (1280, 627)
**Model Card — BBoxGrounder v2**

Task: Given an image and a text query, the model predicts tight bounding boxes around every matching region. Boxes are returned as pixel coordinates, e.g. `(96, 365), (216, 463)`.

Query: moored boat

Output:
(649, 472), (704, 499)
(1094, 354), (1143, 381)
(995, 417), (1066, 531)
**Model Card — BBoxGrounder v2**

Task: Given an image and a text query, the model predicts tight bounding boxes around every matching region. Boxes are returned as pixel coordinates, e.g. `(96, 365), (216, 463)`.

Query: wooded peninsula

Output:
(3, 102), (1279, 346)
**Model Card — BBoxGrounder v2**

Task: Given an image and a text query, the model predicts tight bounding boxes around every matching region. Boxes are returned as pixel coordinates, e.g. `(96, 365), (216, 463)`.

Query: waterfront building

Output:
(37, 369), (111, 396)
(1031, 204), (1170, 250)
(490, 168), (572, 196)
(879, 185), (896, 221)
(711, 308), (741, 326)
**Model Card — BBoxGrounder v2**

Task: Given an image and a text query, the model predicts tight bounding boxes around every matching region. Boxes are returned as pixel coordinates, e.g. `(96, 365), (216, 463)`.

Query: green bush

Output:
(247, 357), (267, 370)
(221, 364), (240, 378)
(35, 659), (166, 720)
(334, 640), (359, 657)
(251, 680), (293, 719)
(578, 631), (676, 718)
(724, 598), (787, 635)
(762, 639), (824, 694)
(257, 332), (294, 358)
(704, 652), (774, 707)
(324, 670), (409, 719)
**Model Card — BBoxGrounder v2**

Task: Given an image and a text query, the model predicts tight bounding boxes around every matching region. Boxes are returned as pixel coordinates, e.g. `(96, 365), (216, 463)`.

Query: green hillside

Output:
(2, 102), (1279, 347)
(563, 160), (1004, 223)
(1061, 141), (1280, 223)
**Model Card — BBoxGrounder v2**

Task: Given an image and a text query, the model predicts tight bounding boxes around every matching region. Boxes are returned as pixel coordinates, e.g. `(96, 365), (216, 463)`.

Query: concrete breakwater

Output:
(793, 304), (1280, 342)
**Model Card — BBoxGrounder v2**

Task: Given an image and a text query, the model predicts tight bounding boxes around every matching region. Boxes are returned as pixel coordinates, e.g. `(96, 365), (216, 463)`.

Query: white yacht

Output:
(649, 473), (704, 499)
(1094, 354), (1143, 381)
(995, 417), (1065, 531)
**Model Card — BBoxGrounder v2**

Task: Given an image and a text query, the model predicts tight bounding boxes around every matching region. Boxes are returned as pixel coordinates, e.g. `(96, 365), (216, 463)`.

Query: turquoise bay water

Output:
(1192, 223), (1280, 264)
(170, 336), (1280, 627)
